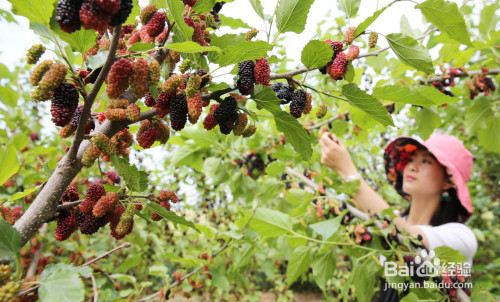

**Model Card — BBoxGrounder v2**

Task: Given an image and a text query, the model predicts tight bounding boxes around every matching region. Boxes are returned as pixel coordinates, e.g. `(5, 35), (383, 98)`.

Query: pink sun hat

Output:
(383, 134), (473, 216)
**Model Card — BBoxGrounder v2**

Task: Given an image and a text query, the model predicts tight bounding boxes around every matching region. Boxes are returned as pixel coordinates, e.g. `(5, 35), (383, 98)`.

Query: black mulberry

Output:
(170, 94), (188, 131)
(56, 0), (84, 33)
(214, 96), (239, 134)
(76, 211), (108, 235)
(290, 89), (307, 118)
(50, 82), (79, 127)
(272, 82), (294, 104)
(237, 60), (255, 95)
(109, 0), (133, 26)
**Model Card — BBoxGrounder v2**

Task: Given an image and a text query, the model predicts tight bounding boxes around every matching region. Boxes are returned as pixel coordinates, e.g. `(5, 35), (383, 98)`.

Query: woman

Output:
(319, 133), (478, 299)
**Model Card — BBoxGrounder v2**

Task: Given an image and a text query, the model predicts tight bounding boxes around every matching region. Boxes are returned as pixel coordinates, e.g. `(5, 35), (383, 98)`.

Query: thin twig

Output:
(26, 224), (47, 279)
(91, 275), (98, 302)
(57, 200), (84, 211)
(307, 115), (341, 130)
(426, 68), (500, 84)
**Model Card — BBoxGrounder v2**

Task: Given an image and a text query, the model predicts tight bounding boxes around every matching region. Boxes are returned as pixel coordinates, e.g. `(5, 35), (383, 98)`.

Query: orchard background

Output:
(0, 0), (499, 301)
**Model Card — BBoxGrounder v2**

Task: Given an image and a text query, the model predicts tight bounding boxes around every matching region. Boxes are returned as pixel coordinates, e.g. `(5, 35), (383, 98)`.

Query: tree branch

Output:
(426, 68), (500, 83)
(306, 115), (341, 130)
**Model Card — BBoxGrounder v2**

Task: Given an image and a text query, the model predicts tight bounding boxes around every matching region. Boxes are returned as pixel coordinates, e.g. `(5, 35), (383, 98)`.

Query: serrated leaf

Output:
(102, 184), (122, 192)
(465, 98), (491, 133)
(166, 0), (193, 42)
(276, 0), (315, 34)
(0, 220), (21, 261)
(386, 33), (435, 74)
(434, 246), (467, 264)
(146, 203), (199, 232)
(207, 33), (246, 62)
(218, 14), (251, 29)
(164, 41), (221, 53)
(341, 84), (394, 126)
(249, 0), (265, 19)
(249, 208), (293, 237)
(213, 41), (273, 67)
(0, 145), (19, 186)
(337, 0), (361, 18)
(9, 0), (54, 26)
(354, 5), (391, 36)
(286, 246), (312, 285)
(413, 85), (458, 105)
(110, 156), (148, 192)
(39, 269), (84, 302)
(309, 215), (342, 240)
(192, 0), (215, 14)
(372, 85), (434, 107)
(41, 264), (92, 279)
(301, 40), (333, 69)
(50, 16), (96, 54)
(416, 0), (473, 46)
(129, 42), (156, 52)
(8, 186), (40, 202)
(312, 250), (337, 291)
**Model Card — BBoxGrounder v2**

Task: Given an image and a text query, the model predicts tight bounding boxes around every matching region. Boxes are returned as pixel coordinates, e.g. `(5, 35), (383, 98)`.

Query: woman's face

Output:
(402, 149), (450, 197)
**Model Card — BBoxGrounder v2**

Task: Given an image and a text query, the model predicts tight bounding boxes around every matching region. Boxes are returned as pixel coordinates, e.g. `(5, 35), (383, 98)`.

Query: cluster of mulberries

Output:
(26, 44), (46, 64)
(170, 94), (189, 131)
(237, 60), (256, 95)
(271, 82), (294, 104)
(0, 206), (16, 225)
(318, 29), (362, 81)
(290, 89), (307, 118)
(0, 281), (21, 301)
(130, 58), (149, 98)
(254, 58), (270, 86)
(151, 190), (178, 221)
(106, 59), (133, 99)
(214, 96), (239, 134)
(136, 119), (169, 148)
(50, 82), (79, 127)
(79, 184), (106, 213)
(56, 0), (133, 33)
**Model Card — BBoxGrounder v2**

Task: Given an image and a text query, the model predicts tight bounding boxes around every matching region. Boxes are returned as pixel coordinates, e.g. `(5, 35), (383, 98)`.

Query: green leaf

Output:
(145, 203), (199, 232)
(8, 0), (54, 26)
(0, 8), (18, 23)
(109, 273), (136, 284)
(249, 208), (293, 237)
(0, 145), (19, 186)
(8, 186), (40, 202)
(0, 220), (21, 262)
(232, 243), (256, 269)
(285, 189), (313, 207)
(415, 108), (441, 140)
(416, 0), (473, 46)
(337, 0), (361, 18)
(50, 17), (96, 54)
(128, 42), (156, 52)
(207, 33), (245, 62)
(352, 259), (378, 302)
(465, 98), (491, 133)
(166, 0), (193, 42)
(413, 85), (458, 105)
(286, 246), (312, 285)
(479, 3), (500, 36)
(478, 117), (500, 153)
(0, 86), (19, 107)
(218, 14), (251, 29)
(341, 84), (394, 126)
(110, 156), (148, 192)
(386, 33), (435, 74)
(301, 40), (333, 70)
(211, 270), (230, 292)
(125, 0), (139, 25)
(193, 0), (216, 14)
(39, 269), (84, 302)
(249, 0), (265, 20)
(164, 41), (221, 53)
(214, 41), (273, 67)
(265, 161), (286, 176)
(312, 250), (337, 291)
(41, 264), (92, 279)
(276, 0), (315, 34)
(355, 6), (389, 36)
(252, 85), (312, 161)
(309, 215), (342, 240)
(433, 246), (467, 264)
(372, 85), (434, 107)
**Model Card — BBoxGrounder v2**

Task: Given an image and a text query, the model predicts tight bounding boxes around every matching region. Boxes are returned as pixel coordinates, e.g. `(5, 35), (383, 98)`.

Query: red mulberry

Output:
(343, 27), (356, 45)
(106, 59), (133, 99)
(140, 4), (157, 25)
(137, 127), (159, 148)
(54, 211), (77, 241)
(130, 58), (149, 98)
(0, 206), (15, 225)
(144, 92), (156, 107)
(327, 52), (348, 80)
(326, 40), (343, 58)
(61, 186), (79, 203)
(290, 89), (307, 118)
(56, 0), (83, 33)
(79, 0), (111, 32)
(303, 92), (312, 115)
(182, 0), (197, 7)
(203, 113), (218, 130)
(109, 204), (126, 239)
(170, 94), (188, 131)
(369, 32), (378, 48)
(144, 12), (166, 37)
(26, 44), (46, 64)
(93, 192), (119, 217)
(155, 92), (171, 118)
(79, 184), (106, 213)
(346, 45), (359, 61)
(254, 58), (270, 86)
(96, 0), (121, 14)
(237, 60), (255, 95)
(106, 170), (121, 184)
(76, 211), (108, 235)
(156, 121), (170, 144)
(126, 103), (140, 122)
(188, 92), (203, 124)
(50, 82), (79, 127)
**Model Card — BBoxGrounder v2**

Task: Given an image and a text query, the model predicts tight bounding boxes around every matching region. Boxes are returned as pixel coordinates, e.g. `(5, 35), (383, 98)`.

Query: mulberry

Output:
(0, 206), (15, 225)
(156, 121), (170, 144)
(137, 127), (159, 148)
(203, 113), (218, 130)
(126, 103), (140, 122)
(327, 40), (343, 58)
(106, 59), (133, 99)
(245, 28), (258, 41)
(104, 108), (127, 121)
(214, 96), (238, 134)
(50, 82), (79, 127)
(0, 281), (21, 301)
(161, 74), (184, 95)
(140, 4), (157, 25)
(254, 58), (270, 86)
(198, 69), (210, 88)
(147, 60), (160, 85)
(179, 59), (192, 74)
(343, 27), (356, 45)
(54, 211), (77, 241)
(61, 186), (79, 203)
(242, 124), (256, 137)
(346, 45), (359, 61)
(39, 62), (68, 92)
(106, 170), (121, 184)
(82, 145), (100, 167)
(31, 60), (53, 86)
(76, 211), (108, 235)
(96, 0), (121, 14)
(79, 0), (110, 32)
(232, 113), (248, 136)
(186, 74), (201, 98)
(144, 12), (166, 37)
(290, 89), (307, 118)
(188, 92), (203, 124)
(107, 99), (129, 109)
(327, 52), (348, 80)
(56, 0), (83, 33)
(272, 82), (294, 104)
(93, 192), (119, 217)
(93, 133), (113, 155)
(26, 44), (46, 64)
(109, 0), (133, 27)
(237, 60), (255, 95)
(129, 58), (149, 98)
(128, 32), (141, 45)
(108, 204), (125, 239)
(170, 94), (188, 131)
(303, 92), (312, 115)
(155, 92), (171, 118)
(369, 32), (378, 48)
(316, 104), (327, 119)
(182, 0), (197, 7)
(144, 92), (156, 107)
(115, 204), (135, 236)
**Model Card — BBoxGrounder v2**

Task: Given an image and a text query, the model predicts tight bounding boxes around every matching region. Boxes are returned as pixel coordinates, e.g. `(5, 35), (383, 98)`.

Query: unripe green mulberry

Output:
(233, 113), (248, 136)
(242, 124), (256, 137)
(107, 99), (129, 109)
(140, 4), (157, 25)
(26, 44), (46, 64)
(179, 59), (192, 74)
(369, 32), (378, 48)
(30, 86), (51, 102)
(93, 133), (113, 155)
(82, 145), (100, 167)
(59, 124), (75, 138)
(115, 216), (134, 236)
(0, 280), (21, 301)
(0, 264), (11, 283)
(104, 108), (127, 121)
(130, 58), (149, 98)
(30, 60), (53, 86)
(161, 74), (184, 95)
(316, 104), (327, 119)
(38, 62), (68, 92)
(147, 60), (160, 85)
(186, 74), (201, 98)
(205, 13), (217, 29)
(343, 26), (356, 45)
(126, 103), (140, 122)
(245, 28), (258, 41)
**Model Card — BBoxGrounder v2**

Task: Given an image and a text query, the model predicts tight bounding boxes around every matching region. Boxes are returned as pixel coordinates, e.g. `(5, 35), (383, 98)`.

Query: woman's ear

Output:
(442, 180), (454, 191)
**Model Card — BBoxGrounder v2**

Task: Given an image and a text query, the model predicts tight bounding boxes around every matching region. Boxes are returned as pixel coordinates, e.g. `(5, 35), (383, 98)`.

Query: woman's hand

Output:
(319, 132), (358, 180)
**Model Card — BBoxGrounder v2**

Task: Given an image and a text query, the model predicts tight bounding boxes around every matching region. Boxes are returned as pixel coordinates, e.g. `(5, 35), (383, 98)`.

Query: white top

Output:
(416, 223), (478, 264)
